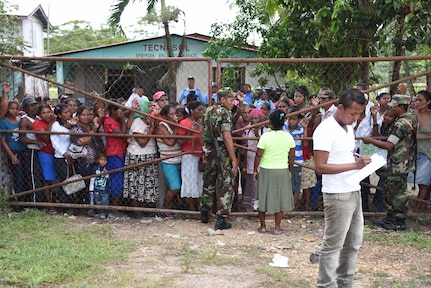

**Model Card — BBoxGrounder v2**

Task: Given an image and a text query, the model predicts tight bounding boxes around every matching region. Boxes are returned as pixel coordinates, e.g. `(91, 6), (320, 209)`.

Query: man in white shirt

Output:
(313, 88), (371, 288)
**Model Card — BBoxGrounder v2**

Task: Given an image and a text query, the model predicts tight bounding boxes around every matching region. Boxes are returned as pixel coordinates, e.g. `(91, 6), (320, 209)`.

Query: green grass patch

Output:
(364, 227), (431, 251)
(372, 274), (431, 288)
(257, 266), (312, 287)
(0, 209), (135, 287)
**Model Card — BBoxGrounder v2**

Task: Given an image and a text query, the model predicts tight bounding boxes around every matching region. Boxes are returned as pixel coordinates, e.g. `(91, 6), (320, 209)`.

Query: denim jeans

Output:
(317, 191), (363, 288)
(94, 188), (109, 215)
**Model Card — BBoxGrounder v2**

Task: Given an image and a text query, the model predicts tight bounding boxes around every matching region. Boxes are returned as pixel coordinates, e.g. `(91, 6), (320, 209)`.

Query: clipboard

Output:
(346, 153), (387, 184)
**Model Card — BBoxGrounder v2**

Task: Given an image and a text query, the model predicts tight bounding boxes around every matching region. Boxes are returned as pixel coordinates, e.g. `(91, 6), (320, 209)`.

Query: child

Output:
(242, 109), (268, 212)
(176, 105), (188, 123)
(0, 101), (26, 201)
(283, 105), (309, 209)
(89, 153), (110, 219)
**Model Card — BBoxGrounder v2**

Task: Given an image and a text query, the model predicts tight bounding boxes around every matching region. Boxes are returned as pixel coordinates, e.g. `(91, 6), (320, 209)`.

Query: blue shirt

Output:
(202, 93), (217, 105)
(254, 99), (276, 110)
(0, 118), (26, 151)
(244, 92), (254, 105)
(179, 88), (204, 104)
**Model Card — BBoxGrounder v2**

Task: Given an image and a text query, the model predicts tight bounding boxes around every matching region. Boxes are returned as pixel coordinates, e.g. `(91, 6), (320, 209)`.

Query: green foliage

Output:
(45, 20), (128, 54)
(0, 0), (25, 55)
(207, 0), (431, 93)
(0, 209), (134, 287)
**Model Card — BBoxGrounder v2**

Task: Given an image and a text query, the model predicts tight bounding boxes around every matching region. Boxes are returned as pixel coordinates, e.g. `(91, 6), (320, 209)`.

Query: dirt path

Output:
(74, 215), (431, 287)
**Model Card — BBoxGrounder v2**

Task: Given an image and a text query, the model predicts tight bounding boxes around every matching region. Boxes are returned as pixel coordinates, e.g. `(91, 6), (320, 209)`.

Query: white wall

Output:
(20, 16), (45, 56)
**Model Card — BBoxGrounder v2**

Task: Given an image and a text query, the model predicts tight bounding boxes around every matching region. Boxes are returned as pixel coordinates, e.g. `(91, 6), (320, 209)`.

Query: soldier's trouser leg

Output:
(384, 174), (409, 220)
(216, 155), (235, 216)
(200, 156), (218, 213)
(200, 154), (235, 216)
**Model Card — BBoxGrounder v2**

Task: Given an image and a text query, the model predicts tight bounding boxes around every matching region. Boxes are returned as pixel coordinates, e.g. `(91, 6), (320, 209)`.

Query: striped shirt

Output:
(284, 123), (304, 166)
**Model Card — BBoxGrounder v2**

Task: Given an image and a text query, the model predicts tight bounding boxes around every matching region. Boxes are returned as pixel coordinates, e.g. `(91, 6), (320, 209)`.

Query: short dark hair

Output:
(338, 89), (366, 109)
(288, 105), (302, 118)
(160, 104), (176, 117)
(356, 82), (368, 91)
(269, 109), (286, 130)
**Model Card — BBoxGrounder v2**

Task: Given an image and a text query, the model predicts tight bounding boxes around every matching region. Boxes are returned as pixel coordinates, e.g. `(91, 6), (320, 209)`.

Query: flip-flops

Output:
(257, 227), (267, 234)
(273, 230), (285, 236)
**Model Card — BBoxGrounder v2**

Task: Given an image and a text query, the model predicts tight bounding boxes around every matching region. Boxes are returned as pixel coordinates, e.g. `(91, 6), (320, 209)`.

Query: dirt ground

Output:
(70, 213), (431, 288)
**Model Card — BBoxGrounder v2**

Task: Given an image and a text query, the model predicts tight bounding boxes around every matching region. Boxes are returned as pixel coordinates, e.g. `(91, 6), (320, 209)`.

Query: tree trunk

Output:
(390, 10), (407, 95)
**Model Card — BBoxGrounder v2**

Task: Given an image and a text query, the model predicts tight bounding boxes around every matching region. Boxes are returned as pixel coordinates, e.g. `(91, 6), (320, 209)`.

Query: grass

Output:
(364, 224), (431, 251)
(0, 209), (135, 287)
(257, 266), (312, 287)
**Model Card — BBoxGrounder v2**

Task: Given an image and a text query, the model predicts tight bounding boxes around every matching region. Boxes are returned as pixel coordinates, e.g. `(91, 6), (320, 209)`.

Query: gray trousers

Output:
(317, 191), (363, 288)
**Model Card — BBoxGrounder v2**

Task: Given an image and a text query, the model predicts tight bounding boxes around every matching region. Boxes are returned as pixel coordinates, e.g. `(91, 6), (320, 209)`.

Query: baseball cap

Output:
(153, 91), (167, 101)
(389, 94), (411, 107)
(319, 90), (336, 99)
(211, 82), (217, 88)
(22, 97), (37, 107)
(187, 76), (194, 80)
(259, 89), (267, 96)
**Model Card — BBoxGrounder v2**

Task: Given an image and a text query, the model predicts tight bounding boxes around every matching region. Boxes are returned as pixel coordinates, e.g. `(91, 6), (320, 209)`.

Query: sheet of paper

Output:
(346, 153), (387, 184)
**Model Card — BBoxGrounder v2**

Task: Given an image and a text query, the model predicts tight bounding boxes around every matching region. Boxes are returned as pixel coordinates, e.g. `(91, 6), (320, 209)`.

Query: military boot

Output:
(373, 216), (395, 227)
(200, 211), (209, 224)
(214, 215), (232, 230)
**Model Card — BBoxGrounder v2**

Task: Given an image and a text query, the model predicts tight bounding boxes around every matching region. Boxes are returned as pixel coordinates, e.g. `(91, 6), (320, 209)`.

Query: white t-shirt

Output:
(51, 121), (71, 158)
(127, 118), (157, 155)
(313, 116), (360, 193)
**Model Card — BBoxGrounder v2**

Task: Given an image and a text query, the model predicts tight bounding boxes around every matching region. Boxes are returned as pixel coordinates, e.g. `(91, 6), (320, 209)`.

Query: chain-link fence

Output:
(1, 55), (431, 218)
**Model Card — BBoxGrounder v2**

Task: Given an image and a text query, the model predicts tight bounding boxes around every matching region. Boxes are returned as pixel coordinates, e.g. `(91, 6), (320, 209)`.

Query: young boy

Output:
(89, 153), (110, 219)
(284, 105), (309, 209)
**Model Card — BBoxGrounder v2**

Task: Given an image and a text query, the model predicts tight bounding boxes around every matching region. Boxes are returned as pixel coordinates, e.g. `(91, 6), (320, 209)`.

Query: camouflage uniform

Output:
(200, 103), (235, 216)
(385, 112), (418, 220)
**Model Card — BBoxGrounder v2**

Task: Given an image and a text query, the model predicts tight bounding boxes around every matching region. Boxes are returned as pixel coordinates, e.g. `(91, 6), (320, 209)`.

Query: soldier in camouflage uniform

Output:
(200, 88), (238, 230)
(363, 94), (417, 230)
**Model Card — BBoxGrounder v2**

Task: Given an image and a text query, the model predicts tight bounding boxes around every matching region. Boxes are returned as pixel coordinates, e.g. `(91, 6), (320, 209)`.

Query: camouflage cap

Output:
(388, 94), (411, 107)
(217, 87), (234, 98)
(319, 89), (336, 99)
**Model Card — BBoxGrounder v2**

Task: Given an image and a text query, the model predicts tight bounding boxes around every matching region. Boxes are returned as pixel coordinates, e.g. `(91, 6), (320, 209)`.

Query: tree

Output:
(0, 0), (25, 55)
(46, 21), (127, 54)
(206, 0), (431, 94)
(108, 0), (184, 99)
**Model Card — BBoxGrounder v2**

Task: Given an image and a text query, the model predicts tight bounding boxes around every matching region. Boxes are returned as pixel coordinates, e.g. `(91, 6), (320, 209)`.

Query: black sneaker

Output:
(200, 211), (209, 223)
(214, 216), (232, 230)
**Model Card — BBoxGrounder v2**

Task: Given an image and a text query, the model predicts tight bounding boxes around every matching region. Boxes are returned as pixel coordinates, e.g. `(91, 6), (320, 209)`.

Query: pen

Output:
(352, 151), (361, 158)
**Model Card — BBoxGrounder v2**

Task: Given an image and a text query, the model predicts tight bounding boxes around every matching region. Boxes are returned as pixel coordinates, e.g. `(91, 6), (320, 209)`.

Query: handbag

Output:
(63, 165), (86, 195)
(67, 143), (88, 159)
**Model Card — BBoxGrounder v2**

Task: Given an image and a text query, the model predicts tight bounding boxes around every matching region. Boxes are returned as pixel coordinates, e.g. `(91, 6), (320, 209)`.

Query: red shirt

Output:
(33, 119), (55, 155)
(177, 117), (202, 157)
(103, 116), (127, 157)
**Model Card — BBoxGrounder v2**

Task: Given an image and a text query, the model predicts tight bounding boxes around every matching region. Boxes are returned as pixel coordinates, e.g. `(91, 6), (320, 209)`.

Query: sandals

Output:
(257, 227), (267, 234)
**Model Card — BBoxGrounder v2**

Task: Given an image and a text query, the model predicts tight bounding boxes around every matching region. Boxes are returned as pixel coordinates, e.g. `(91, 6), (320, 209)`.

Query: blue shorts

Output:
(408, 152), (431, 185)
(291, 166), (302, 193)
(107, 155), (125, 197)
(38, 151), (57, 181)
(161, 162), (181, 190)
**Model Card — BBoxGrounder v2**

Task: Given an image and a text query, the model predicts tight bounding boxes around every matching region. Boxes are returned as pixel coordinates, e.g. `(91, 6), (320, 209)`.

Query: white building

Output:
(7, 4), (51, 98)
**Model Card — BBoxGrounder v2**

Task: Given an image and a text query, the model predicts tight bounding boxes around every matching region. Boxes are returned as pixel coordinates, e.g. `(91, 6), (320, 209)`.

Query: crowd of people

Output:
(1, 79), (430, 228)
